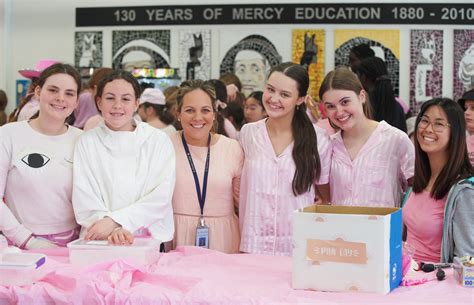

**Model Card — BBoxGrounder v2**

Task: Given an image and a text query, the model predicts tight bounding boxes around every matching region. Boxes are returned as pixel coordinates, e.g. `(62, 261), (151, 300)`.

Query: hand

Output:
(85, 217), (120, 241)
(226, 84), (239, 102)
(25, 237), (59, 250)
(108, 228), (134, 245)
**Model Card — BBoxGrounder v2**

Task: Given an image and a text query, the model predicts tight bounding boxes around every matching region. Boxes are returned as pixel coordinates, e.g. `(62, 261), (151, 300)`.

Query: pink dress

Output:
(403, 191), (447, 263)
(170, 132), (243, 253)
(238, 119), (332, 256)
(330, 121), (415, 207)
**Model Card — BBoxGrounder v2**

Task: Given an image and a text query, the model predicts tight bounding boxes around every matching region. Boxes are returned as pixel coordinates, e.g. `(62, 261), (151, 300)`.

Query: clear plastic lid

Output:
(67, 238), (161, 250)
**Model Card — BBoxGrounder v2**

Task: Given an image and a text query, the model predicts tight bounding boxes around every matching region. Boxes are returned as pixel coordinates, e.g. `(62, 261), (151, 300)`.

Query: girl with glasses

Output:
(403, 98), (474, 263)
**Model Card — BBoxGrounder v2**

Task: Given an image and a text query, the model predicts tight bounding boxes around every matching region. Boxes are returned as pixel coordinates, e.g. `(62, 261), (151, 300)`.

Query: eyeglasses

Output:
(418, 116), (450, 132)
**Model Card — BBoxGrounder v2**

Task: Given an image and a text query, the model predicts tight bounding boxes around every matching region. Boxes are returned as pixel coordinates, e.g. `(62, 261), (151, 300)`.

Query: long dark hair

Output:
(358, 57), (406, 131)
(268, 62), (321, 196)
(413, 98), (473, 199)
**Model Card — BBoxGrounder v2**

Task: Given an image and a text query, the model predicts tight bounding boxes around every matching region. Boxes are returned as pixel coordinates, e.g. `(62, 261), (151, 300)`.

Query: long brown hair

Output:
(268, 62), (321, 196)
(413, 98), (473, 199)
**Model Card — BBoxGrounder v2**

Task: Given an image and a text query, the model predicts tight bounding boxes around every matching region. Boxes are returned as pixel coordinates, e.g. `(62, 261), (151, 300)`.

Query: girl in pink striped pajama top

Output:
(239, 63), (332, 256)
(319, 67), (414, 207)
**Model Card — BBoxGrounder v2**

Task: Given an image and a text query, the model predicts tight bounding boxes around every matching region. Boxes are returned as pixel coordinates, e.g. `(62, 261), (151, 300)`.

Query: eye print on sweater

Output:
(21, 153), (51, 168)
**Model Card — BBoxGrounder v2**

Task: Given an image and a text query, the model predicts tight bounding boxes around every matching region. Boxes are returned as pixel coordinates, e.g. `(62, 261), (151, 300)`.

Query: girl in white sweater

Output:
(72, 70), (176, 245)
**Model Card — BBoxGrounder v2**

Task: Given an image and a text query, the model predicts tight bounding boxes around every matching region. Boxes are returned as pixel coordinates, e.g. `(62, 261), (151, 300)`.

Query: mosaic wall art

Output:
(220, 29), (286, 97)
(74, 31), (103, 68)
(179, 30), (211, 81)
(292, 29), (325, 101)
(409, 30), (443, 115)
(112, 30), (170, 71)
(454, 30), (474, 101)
(334, 30), (400, 95)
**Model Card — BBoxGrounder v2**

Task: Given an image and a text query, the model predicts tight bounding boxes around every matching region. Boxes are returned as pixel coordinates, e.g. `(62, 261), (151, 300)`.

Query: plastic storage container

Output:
(0, 252), (47, 286)
(67, 238), (161, 266)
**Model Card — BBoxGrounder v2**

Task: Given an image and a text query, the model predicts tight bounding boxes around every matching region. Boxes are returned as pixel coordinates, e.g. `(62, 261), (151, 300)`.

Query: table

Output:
(0, 246), (472, 304)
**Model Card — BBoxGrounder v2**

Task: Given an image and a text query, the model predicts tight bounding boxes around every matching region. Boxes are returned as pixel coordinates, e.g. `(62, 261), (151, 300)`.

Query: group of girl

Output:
(0, 62), (472, 265)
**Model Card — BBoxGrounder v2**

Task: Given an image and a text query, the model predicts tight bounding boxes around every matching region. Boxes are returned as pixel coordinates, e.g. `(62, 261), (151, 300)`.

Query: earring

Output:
(296, 105), (300, 111)
(178, 118), (181, 122)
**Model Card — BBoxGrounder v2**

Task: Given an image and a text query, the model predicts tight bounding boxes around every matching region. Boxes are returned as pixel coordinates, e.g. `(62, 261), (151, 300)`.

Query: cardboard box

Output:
(292, 205), (402, 294)
(453, 256), (474, 287)
(67, 238), (161, 266)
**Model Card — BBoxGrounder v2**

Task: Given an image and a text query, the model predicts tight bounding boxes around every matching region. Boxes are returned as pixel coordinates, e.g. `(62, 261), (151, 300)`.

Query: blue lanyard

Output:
(181, 133), (211, 216)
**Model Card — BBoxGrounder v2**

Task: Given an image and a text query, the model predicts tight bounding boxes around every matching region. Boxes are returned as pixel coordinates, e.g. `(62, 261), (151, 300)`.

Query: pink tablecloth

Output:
(1, 246), (472, 304)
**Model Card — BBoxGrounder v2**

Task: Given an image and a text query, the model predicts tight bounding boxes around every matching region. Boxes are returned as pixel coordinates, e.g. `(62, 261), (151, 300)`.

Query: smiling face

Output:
(262, 71), (303, 122)
(35, 73), (79, 123)
(97, 79), (139, 131)
(322, 88), (367, 131)
(244, 97), (266, 123)
(416, 105), (450, 157)
(178, 89), (215, 145)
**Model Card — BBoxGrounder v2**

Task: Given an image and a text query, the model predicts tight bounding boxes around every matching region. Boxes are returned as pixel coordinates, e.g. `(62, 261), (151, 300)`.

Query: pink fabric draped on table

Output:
(0, 247), (471, 304)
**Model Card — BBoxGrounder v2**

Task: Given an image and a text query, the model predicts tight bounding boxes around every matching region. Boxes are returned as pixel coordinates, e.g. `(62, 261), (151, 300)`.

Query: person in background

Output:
(9, 59), (59, 122)
(239, 62), (331, 256)
(0, 63), (82, 249)
(138, 88), (176, 135)
(348, 44), (374, 74)
(163, 86), (179, 100)
(403, 98), (473, 263)
(219, 73), (242, 102)
(73, 70), (175, 246)
(320, 67), (414, 207)
(73, 67), (113, 129)
(222, 101), (245, 132)
(165, 89), (181, 130)
(243, 91), (266, 124)
(458, 89), (474, 165)
(170, 80), (243, 253)
(406, 116), (417, 144)
(357, 56), (407, 132)
(207, 79), (239, 140)
(0, 90), (7, 126)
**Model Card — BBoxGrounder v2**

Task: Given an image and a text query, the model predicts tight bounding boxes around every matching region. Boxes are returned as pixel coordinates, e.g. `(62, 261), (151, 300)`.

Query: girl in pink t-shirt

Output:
(403, 98), (473, 263)
(239, 62), (332, 256)
(319, 67), (414, 207)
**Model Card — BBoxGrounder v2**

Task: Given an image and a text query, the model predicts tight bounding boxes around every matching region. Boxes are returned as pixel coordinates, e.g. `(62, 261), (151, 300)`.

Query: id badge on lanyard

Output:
(182, 132), (211, 249)
(195, 217), (209, 248)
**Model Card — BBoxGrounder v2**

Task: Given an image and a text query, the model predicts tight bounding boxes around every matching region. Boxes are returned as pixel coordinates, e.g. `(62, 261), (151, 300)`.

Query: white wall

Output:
(3, 0), (474, 114)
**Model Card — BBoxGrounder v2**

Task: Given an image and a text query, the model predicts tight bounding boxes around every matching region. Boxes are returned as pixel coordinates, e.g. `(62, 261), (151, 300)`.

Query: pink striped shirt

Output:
(330, 121), (415, 207)
(239, 119), (332, 256)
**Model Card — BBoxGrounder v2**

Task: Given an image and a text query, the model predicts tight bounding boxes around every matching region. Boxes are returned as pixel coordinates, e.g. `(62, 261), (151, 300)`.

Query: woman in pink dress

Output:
(170, 80), (243, 253)
(239, 62), (332, 256)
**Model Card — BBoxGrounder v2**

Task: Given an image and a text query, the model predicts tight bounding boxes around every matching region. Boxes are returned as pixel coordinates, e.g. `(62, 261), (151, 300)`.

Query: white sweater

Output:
(72, 121), (176, 242)
(0, 121), (82, 246)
